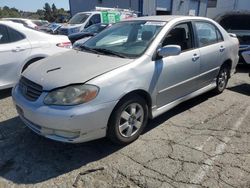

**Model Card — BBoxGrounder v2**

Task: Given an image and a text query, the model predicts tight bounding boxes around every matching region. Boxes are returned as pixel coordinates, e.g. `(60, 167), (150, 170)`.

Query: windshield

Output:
(69, 13), (90, 24)
(82, 21), (166, 58)
(84, 23), (108, 33)
(32, 20), (49, 26)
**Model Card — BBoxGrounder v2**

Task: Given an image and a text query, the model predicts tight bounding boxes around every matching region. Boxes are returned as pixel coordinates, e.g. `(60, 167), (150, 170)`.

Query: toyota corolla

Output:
(12, 16), (239, 145)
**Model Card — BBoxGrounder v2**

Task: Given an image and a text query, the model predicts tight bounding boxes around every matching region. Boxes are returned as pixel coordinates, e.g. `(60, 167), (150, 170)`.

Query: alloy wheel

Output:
(118, 103), (144, 138)
(218, 68), (228, 91)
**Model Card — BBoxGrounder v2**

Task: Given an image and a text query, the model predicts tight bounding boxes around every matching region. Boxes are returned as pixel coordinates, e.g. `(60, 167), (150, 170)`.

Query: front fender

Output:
(87, 55), (158, 108)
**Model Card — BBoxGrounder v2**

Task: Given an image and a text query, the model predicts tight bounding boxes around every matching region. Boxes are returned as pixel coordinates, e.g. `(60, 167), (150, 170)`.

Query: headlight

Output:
(44, 85), (99, 105)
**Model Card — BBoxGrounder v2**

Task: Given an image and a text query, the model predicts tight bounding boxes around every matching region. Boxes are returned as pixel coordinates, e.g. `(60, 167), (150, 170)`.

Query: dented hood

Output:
(23, 50), (133, 91)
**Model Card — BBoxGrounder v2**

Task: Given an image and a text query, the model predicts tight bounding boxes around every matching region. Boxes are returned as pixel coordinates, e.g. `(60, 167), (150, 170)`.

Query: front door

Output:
(156, 22), (200, 107)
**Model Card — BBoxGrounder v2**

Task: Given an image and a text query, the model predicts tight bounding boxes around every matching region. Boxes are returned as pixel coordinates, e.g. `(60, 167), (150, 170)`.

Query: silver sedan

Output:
(12, 16), (239, 145)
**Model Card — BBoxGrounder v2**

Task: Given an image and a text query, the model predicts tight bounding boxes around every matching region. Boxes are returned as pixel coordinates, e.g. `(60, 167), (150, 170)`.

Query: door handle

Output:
(192, 54), (200, 62)
(12, 47), (25, 52)
(220, 46), (225, 52)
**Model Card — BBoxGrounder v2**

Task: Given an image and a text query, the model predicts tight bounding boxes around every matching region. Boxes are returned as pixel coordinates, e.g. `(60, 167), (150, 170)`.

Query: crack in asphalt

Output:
(119, 153), (208, 188)
(190, 105), (250, 186)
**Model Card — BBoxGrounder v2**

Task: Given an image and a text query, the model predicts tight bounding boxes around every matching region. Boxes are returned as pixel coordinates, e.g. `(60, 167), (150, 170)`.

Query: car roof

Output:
(0, 20), (26, 27)
(125, 15), (211, 22)
(76, 11), (100, 14)
(3, 18), (30, 21)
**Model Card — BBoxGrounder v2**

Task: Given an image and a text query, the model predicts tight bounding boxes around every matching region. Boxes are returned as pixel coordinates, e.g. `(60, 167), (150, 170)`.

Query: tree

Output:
(43, 3), (53, 21)
(52, 3), (57, 13)
(3, 6), (10, 11)
(51, 3), (57, 20)
(42, 3), (69, 22)
(10, 8), (19, 12)
(36, 9), (44, 19)
(0, 4), (69, 22)
(0, 6), (21, 18)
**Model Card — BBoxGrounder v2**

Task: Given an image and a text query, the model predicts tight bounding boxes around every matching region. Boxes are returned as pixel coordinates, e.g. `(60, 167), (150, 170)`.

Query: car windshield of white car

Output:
(69, 13), (90, 25)
(82, 21), (166, 58)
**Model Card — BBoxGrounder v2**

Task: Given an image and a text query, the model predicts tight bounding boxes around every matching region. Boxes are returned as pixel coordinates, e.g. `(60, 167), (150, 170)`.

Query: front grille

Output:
(19, 76), (43, 101)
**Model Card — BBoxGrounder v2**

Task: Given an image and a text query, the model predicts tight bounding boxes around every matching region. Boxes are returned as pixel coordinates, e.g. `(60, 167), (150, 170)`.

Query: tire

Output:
(107, 95), (148, 145)
(214, 65), (230, 94)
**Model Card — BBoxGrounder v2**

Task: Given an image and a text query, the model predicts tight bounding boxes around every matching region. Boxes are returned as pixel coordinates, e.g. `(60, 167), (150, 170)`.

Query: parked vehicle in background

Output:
(40, 23), (62, 34)
(12, 16), (239, 145)
(58, 7), (137, 36)
(216, 11), (250, 65)
(0, 21), (71, 90)
(3, 18), (38, 29)
(69, 23), (110, 48)
(32, 20), (50, 30)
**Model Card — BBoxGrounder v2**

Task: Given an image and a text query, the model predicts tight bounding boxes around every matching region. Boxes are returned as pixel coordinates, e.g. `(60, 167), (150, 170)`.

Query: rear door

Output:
(156, 22), (201, 107)
(193, 21), (226, 88)
(0, 24), (31, 87)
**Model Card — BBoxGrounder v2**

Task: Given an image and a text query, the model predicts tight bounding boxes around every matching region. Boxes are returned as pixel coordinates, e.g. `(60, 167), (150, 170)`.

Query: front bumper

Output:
(12, 85), (118, 143)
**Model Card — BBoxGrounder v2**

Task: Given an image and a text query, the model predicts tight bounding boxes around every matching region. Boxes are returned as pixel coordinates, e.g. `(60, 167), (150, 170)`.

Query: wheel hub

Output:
(128, 115), (136, 125)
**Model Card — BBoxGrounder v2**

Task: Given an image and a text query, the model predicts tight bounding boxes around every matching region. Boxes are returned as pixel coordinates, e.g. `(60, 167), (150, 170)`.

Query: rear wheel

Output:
(107, 95), (148, 145)
(214, 65), (230, 94)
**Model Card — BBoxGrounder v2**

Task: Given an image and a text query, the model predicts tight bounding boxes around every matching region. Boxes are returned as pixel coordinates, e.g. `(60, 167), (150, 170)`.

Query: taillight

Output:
(56, 42), (72, 48)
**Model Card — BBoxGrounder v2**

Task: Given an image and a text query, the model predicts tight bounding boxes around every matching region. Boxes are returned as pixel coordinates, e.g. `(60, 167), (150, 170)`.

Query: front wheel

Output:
(214, 65), (230, 94)
(107, 95), (148, 145)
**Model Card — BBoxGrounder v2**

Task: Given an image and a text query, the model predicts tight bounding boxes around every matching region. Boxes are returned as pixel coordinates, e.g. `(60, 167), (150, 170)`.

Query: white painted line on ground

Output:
(190, 106), (250, 186)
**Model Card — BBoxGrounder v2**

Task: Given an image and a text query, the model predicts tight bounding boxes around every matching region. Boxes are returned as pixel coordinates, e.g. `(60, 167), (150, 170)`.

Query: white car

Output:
(0, 21), (71, 90)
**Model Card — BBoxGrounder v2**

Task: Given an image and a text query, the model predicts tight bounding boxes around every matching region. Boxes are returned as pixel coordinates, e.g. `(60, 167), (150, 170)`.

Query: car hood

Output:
(68, 31), (93, 40)
(23, 50), (134, 91)
(60, 24), (82, 29)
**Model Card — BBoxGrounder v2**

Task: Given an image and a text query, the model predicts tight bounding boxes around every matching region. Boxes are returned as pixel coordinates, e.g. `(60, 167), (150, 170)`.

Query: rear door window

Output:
(0, 25), (10, 44)
(7, 26), (25, 42)
(216, 29), (224, 42)
(194, 22), (222, 47)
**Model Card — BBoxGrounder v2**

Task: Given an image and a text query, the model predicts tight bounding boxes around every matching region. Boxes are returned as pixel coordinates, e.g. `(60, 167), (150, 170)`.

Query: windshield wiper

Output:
(93, 48), (128, 58)
(80, 46), (99, 54)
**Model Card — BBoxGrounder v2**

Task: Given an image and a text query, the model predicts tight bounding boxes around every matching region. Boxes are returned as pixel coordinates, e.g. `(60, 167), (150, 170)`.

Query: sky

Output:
(0, 0), (70, 12)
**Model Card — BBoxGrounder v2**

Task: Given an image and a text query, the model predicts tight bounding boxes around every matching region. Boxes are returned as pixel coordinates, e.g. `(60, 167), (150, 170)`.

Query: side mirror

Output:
(157, 45), (181, 58)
